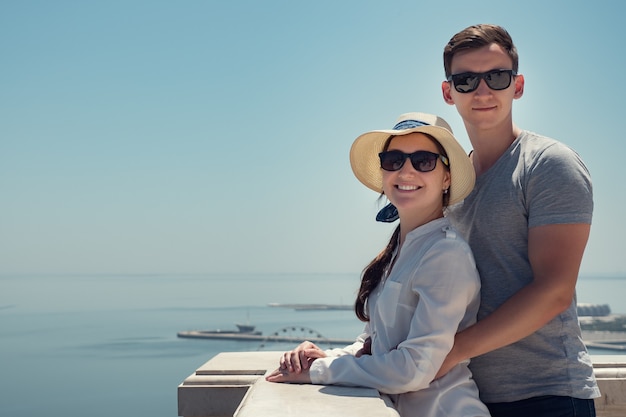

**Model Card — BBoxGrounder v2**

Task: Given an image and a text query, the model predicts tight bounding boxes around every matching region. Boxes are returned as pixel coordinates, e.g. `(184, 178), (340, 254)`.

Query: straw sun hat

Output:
(349, 112), (476, 206)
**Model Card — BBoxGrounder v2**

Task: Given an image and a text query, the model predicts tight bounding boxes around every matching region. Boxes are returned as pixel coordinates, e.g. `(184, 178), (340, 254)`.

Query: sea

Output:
(1, 273), (625, 417)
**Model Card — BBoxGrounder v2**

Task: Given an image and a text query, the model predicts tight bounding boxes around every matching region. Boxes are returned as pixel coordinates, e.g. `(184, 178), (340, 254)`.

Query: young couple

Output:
(266, 24), (599, 417)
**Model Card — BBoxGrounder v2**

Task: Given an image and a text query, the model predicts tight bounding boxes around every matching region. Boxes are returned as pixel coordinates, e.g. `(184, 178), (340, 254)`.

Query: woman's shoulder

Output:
(411, 219), (474, 259)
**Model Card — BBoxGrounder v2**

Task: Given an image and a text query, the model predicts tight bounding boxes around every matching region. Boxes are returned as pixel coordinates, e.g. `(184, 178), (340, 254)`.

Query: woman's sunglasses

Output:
(447, 69), (516, 93)
(379, 150), (449, 172)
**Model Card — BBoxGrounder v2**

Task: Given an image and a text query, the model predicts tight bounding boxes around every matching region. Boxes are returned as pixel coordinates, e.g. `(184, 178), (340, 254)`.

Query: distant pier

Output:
(268, 303), (352, 311)
(579, 311), (626, 351)
(177, 323), (355, 346)
(178, 304), (626, 351)
(177, 330), (355, 345)
(582, 330), (626, 351)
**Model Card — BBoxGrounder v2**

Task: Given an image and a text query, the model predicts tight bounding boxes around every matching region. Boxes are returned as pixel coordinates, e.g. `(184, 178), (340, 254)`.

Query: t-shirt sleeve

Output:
(526, 142), (593, 228)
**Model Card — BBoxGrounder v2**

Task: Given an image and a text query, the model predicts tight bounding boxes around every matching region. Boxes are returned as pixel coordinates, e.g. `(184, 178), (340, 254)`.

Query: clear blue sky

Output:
(1, 1), (624, 276)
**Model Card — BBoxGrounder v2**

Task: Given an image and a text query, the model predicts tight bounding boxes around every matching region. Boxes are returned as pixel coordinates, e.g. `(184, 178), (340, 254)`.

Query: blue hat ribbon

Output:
(392, 119), (429, 130)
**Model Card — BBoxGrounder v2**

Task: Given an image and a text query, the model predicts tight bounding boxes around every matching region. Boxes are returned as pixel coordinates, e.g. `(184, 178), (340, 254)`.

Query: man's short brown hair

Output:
(443, 24), (519, 78)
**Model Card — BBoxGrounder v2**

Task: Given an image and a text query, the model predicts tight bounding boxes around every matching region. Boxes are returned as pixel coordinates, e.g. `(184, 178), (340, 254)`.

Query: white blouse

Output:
(309, 217), (490, 417)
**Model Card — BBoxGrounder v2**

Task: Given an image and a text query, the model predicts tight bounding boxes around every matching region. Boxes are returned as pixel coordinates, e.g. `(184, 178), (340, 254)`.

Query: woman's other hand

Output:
(265, 365), (312, 383)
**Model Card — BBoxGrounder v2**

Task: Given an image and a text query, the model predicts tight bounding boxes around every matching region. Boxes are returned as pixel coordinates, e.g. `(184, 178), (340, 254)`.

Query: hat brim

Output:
(349, 125), (475, 206)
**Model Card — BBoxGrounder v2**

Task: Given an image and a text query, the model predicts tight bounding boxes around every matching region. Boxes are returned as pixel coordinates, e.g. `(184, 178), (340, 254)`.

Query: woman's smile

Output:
(397, 184), (420, 191)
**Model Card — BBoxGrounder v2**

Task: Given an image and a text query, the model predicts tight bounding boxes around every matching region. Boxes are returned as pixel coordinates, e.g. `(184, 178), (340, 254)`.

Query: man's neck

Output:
(467, 123), (521, 176)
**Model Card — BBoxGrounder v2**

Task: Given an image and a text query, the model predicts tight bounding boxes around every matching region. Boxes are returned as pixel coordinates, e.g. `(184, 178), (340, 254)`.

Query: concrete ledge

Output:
(592, 356), (626, 417)
(178, 384), (250, 417)
(181, 374), (260, 386)
(178, 352), (626, 417)
(177, 351), (276, 417)
(178, 351), (398, 417)
(236, 380), (398, 417)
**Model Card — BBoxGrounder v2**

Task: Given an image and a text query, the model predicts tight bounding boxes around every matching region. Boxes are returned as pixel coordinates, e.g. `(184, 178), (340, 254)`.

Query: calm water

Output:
(1, 273), (624, 417)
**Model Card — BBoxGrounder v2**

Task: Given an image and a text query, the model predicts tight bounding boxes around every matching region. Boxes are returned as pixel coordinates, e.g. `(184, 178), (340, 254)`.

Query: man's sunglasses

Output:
(447, 69), (516, 93)
(379, 150), (449, 172)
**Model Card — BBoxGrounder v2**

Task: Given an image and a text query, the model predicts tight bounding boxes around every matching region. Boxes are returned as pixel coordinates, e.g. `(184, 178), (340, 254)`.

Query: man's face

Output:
(442, 43), (523, 133)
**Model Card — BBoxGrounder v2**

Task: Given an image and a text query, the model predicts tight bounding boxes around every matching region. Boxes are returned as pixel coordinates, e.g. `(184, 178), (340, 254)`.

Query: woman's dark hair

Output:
(354, 225), (400, 321)
(354, 133), (450, 321)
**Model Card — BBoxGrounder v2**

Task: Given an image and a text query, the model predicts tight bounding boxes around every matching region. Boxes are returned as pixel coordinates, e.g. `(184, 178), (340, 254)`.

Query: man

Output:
(439, 23), (600, 417)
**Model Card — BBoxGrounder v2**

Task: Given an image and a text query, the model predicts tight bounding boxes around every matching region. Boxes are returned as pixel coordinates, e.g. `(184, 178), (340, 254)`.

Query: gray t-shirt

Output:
(448, 130), (601, 403)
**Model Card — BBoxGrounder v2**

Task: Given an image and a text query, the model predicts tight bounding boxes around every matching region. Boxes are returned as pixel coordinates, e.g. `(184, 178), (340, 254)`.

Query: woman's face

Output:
(381, 133), (451, 221)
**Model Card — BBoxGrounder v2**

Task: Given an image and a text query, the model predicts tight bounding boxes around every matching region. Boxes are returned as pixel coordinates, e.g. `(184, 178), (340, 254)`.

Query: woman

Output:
(266, 112), (490, 417)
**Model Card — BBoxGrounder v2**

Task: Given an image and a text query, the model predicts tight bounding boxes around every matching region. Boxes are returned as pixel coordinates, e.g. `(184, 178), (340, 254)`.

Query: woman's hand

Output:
(279, 341), (327, 374)
(355, 336), (372, 357)
(265, 365), (312, 383)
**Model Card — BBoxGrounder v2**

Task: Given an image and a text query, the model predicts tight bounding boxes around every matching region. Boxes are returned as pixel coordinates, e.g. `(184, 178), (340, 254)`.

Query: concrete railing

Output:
(178, 352), (626, 417)
(593, 356), (626, 417)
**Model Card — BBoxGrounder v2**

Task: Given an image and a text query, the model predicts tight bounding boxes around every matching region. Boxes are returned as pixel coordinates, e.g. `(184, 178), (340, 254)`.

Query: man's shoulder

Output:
(519, 129), (561, 149)
(517, 130), (583, 163)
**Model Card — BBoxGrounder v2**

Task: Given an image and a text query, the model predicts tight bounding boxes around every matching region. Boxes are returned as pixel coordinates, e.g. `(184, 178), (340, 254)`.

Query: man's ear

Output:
(442, 81), (454, 105)
(514, 74), (525, 99)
